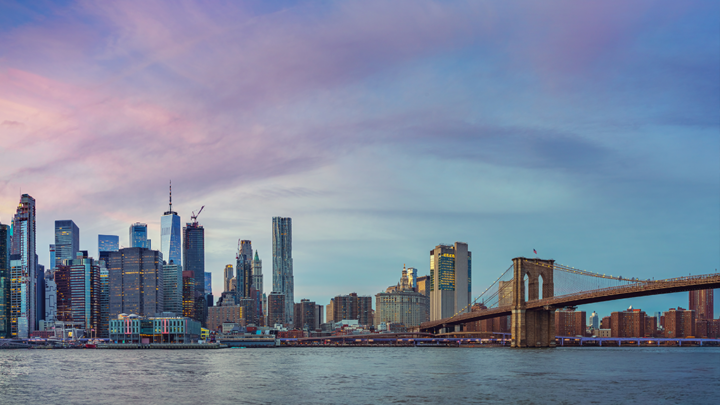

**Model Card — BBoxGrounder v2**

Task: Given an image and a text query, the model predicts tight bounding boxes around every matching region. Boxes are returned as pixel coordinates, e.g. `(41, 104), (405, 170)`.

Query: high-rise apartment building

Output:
(98, 235), (119, 255)
(294, 299), (318, 330)
(54, 220), (79, 267)
(108, 248), (164, 319)
(129, 223), (151, 249)
(555, 309), (586, 337)
(55, 251), (100, 331)
(236, 240), (252, 299)
(589, 311), (599, 330)
(689, 289), (713, 321)
(183, 220), (204, 296)
(268, 292), (285, 327)
(272, 217), (293, 324)
(161, 183), (181, 266)
(11, 194), (37, 337)
(223, 264), (234, 292)
(429, 242), (471, 321)
(611, 308), (651, 338)
(331, 293), (373, 326)
(163, 263), (183, 315)
(0, 222), (10, 338)
(663, 307), (696, 338)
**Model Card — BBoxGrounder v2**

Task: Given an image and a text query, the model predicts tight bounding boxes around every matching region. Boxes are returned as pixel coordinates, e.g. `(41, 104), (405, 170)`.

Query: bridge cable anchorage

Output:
(445, 264), (513, 322)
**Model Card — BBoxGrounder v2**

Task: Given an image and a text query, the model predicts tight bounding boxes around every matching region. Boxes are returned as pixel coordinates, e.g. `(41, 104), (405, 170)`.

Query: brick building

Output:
(611, 308), (650, 338)
(555, 309), (586, 337)
(663, 307), (695, 338)
(600, 316), (611, 330)
(206, 305), (244, 331)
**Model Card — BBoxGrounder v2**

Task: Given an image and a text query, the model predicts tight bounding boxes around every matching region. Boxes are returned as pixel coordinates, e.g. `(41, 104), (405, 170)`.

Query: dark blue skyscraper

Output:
(54, 220), (79, 267)
(183, 220), (204, 296)
(129, 223), (151, 249)
(161, 182), (181, 266)
(0, 222), (10, 338)
(98, 235), (119, 253)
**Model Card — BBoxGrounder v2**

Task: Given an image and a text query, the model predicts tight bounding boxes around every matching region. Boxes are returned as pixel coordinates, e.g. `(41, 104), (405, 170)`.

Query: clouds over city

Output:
(0, 0), (718, 312)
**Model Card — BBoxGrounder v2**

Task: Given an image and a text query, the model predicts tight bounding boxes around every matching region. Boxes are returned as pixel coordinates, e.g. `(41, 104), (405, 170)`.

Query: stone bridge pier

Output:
(511, 257), (556, 348)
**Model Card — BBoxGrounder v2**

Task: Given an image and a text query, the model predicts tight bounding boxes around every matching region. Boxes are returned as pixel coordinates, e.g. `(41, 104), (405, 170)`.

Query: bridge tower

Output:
(511, 257), (556, 348)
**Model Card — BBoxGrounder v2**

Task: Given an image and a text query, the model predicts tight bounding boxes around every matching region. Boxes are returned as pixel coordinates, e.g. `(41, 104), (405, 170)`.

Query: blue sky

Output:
(0, 0), (718, 318)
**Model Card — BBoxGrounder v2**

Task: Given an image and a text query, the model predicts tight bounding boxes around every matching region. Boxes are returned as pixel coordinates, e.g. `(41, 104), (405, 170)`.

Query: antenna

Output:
(169, 180), (172, 212)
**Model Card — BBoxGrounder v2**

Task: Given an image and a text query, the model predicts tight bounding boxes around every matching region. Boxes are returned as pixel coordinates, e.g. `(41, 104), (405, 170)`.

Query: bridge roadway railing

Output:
(527, 273), (720, 309)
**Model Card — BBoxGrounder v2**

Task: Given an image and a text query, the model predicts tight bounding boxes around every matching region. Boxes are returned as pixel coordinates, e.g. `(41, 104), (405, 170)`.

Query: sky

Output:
(0, 0), (718, 318)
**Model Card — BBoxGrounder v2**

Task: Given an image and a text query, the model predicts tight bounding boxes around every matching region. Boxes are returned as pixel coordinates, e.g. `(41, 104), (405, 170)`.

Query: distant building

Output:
(0, 222), (10, 339)
(611, 308), (652, 338)
(108, 248), (164, 319)
(183, 219), (204, 296)
(236, 240), (252, 298)
(11, 194), (37, 338)
(315, 304), (324, 326)
(466, 303), (510, 333)
(268, 292), (285, 327)
(375, 290), (429, 329)
(204, 272), (212, 296)
(406, 267), (418, 290)
(589, 311), (599, 330)
(555, 309), (586, 337)
(326, 299), (334, 323)
(294, 299), (318, 330)
(55, 220), (80, 267)
(272, 217), (294, 325)
(129, 222), (151, 249)
(429, 242), (471, 321)
(99, 266), (109, 338)
(98, 235), (119, 255)
(55, 251), (100, 332)
(182, 271), (195, 320)
(160, 182), (181, 266)
(49, 245), (56, 270)
(663, 307), (695, 338)
(689, 289), (713, 321)
(207, 305), (244, 331)
(223, 264), (234, 292)
(163, 263), (183, 315)
(416, 276), (430, 296)
(600, 316), (611, 330)
(35, 264), (45, 328)
(331, 293), (373, 327)
(252, 251), (263, 297)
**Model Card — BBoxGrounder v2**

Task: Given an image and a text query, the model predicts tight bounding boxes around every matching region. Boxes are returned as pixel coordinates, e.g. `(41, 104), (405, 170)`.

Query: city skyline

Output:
(0, 1), (718, 317)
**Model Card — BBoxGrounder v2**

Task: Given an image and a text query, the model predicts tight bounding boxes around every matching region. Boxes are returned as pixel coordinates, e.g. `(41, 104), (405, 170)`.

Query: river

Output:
(1, 347), (718, 404)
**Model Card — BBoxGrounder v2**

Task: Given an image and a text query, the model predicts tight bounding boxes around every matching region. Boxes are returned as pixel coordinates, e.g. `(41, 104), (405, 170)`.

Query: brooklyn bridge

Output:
(420, 257), (720, 348)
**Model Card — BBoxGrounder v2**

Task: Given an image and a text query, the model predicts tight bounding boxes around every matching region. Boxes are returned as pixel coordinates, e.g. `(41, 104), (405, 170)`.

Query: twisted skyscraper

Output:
(272, 217), (293, 325)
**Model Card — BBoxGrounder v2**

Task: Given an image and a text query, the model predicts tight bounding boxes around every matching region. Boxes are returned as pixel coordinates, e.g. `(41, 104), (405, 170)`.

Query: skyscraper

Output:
(252, 251), (263, 296)
(11, 194), (37, 337)
(108, 248), (164, 318)
(98, 235), (119, 254)
(689, 289), (714, 320)
(129, 223), (151, 249)
(268, 292), (285, 327)
(223, 264), (234, 292)
(183, 217), (205, 325)
(0, 222), (10, 338)
(236, 240), (252, 299)
(161, 182), (181, 266)
(54, 220), (79, 267)
(272, 217), (293, 324)
(55, 251), (100, 331)
(589, 311), (599, 330)
(429, 242), (471, 321)
(163, 262), (183, 315)
(204, 272), (212, 296)
(49, 244), (56, 270)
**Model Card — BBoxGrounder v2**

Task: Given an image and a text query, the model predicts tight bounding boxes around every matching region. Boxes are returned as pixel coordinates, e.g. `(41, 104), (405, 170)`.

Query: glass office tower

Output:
(161, 182), (181, 266)
(129, 223), (151, 249)
(0, 222), (10, 338)
(98, 235), (119, 253)
(54, 220), (79, 267)
(11, 194), (37, 337)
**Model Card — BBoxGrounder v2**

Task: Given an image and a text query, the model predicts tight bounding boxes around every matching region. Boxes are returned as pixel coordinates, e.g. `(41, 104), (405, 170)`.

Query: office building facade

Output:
(294, 299), (318, 330)
(163, 263), (183, 315)
(689, 289), (714, 321)
(161, 183), (181, 266)
(183, 221), (204, 296)
(55, 252), (100, 331)
(331, 293), (373, 326)
(0, 223), (10, 338)
(555, 309), (586, 337)
(11, 194), (37, 337)
(272, 217), (294, 324)
(236, 240), (252, 299)
(129, 223), (151, 249)
(268, 292), (285, 327)
(98, 235), (119, 255)
(54, 220), (79, 267)
(108, 248), (164, 319)
(375, 290), (429, 328)
(429, 242), (471, 321)
(224, 264), (234, 292)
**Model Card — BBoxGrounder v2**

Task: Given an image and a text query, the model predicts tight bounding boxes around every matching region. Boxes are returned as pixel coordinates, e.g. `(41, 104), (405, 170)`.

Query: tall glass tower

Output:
(98, 235), (119, 253)
(11, 194), (37, 337)
(54, 220), (79, 267)
(0, 222), (10, 339)
(161, 182), (181, 266)
(129, 223), (151, 249)
(183, 221), (204, 296)
(272, 217), (293, 325)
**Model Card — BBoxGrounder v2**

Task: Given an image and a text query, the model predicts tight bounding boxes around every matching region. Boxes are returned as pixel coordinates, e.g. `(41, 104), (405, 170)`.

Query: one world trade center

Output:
(161, 182), (182, 266)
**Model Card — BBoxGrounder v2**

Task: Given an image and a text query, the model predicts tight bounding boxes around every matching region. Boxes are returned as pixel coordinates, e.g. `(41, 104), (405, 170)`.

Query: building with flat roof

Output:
(330, 293), (373, 326)
(556, 309), (586, 337)
(268, 292), (285, 327)
(11, 194), (37, 338)
(98, 235), (119, 255)
(163, 263), (182, 315)
(129, 223), (151, 249)
(689, 289), (713, 321)
(663, 307), (695, 338)
(429, 242), (471, 321)
(207, 305), (244, 331)
(375, 290), (428, 329)
(55, 220), (79, 267)
(108, 248), (164, 319)
(0, 222), (10, 339)
(55, 252), (100, 332)
(109, 314), (201, 344)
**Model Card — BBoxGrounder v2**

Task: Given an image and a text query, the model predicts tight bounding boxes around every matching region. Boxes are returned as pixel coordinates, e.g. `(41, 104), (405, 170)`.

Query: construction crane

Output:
(191, 205), (204, 225)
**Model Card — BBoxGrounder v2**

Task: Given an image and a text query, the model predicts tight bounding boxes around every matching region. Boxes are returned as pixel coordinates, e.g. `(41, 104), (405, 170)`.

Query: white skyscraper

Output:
(161, 182), (181, 266)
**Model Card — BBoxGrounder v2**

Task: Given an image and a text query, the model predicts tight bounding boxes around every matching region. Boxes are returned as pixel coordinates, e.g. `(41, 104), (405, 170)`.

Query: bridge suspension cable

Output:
(444, 264), (513, 322)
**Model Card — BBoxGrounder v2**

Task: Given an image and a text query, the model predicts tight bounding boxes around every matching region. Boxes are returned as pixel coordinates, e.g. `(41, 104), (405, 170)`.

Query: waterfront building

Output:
(0, 222), (10, 338)
(129, 223), (151, 249)
(163, 263), (182, 315)
(331, 293), (373, 326)
(54, 220), (79, 267)
(268, 292), (285, 327)
(429, 242), (471, 321)
(589, 311), (599, 330)
(223, 264), (234, 292)
(108, 248), (164, 319)
(611, 308), (654, 338)
(183, 219), (204, 296)
(11, 194), (37, 337)
(375, 290), (429, 328)
(161, 183), (181, 266)
(272, 217), (294, 324)
(55, 251), (100, 332)
(109, 314), (201, 344)
(663, 307), (696, 338)
(98, 235), (119, 255)
(689, 289), (713, 320)
(207, 305), (244, 331)
(555, 309), (586, 337)
(294, 299), (318, 330)
(99, 266), (109, 338)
